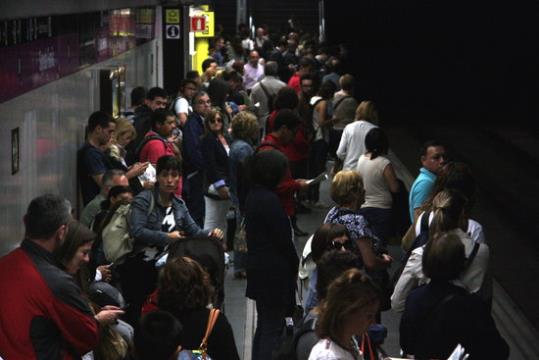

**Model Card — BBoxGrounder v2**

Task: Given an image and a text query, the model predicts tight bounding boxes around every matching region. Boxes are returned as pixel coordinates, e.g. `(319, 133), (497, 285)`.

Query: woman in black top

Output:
(245, 150), (299, 360)
(400, 232), (509, 359)
(157, 256), (240, 360)
(201, 108), (232, 244)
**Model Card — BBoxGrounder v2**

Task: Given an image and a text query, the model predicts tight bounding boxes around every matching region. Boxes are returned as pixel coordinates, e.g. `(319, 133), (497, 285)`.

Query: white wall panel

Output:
(0, 40), (157, 255)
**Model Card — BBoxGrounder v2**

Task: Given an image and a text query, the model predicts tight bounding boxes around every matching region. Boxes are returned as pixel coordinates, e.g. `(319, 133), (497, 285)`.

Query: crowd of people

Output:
(0, 23), (510, 360)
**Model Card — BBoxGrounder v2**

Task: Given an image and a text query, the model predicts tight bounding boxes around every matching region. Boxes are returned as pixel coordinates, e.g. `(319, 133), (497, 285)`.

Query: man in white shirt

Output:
(243, 50), (265, 91)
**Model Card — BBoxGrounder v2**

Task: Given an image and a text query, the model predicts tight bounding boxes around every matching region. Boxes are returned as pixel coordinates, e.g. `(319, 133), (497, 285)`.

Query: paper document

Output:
(306, 172), (329, 185)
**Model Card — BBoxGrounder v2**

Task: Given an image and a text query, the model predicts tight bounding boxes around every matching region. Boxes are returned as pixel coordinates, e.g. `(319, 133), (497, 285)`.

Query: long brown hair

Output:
(158, 257), (214, 314)
(316, 268), (379, 341)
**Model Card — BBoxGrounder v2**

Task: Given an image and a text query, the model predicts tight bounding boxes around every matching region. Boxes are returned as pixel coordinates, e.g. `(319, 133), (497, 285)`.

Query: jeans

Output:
(252, 302), (286, 360)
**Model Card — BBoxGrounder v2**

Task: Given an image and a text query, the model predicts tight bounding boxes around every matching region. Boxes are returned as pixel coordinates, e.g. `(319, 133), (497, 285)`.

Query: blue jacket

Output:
(182, 112), (206, 175)
(228, 139), (254, 206)
(129, 188), (208, 249)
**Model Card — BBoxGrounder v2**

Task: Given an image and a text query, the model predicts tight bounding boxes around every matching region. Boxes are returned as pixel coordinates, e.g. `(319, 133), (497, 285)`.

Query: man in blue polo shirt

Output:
(409, 140), (446, 221)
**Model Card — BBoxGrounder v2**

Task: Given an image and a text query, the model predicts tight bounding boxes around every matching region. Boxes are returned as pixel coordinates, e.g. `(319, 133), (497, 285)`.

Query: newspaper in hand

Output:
(305, 172), (329, 186)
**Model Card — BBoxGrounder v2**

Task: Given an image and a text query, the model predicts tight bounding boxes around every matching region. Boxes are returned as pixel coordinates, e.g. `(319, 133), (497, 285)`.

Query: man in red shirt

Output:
(260, 109), (310, 236)
(287, 57), (315, 94)
(0, 194), (99, 359)
(138, 109), (182, 195)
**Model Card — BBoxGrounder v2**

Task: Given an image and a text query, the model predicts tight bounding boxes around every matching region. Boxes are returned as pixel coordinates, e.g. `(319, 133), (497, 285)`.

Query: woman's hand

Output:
(128, 162), (149, 178)
(168, 231), (186, 241)
(96, 265), (112, 282)
(95, 307), (124, 325)
(210, 228), (224, 240)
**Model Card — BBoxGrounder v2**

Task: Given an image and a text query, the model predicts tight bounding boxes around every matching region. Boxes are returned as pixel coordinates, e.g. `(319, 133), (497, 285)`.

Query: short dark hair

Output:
(131, 86), (147, 107)
(273, 109), (300, 131)
(135, 311), (183, 360)
(147, 87), (168, 101)
(251, 150), (288, 190)
(316, 250), (359, 301)
(180, 79), (198, 91)
(108, 185), (133, 201)
(151, 109), (175, 129)
(202, 58), (217, 72)
(156, 155), (182, 175)
(420, 140), (445, 157)
(299, 56), (315, 69)
(319, 80), (337, 99)
(274, 87), (299, 111)
(87, 111), (113, 133)
(365, 128), (389, 159)
(185, 70), (200, 81)
(311, 224), (350, 263)
(24, 194), (71, 239)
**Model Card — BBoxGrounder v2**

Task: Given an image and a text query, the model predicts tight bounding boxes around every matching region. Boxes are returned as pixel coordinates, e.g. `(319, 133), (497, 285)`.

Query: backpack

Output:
(272, 315), (317, 360)
(135, 135), (167, 163)
(101, 193), (155, 263)
(236, 142), (280, 212)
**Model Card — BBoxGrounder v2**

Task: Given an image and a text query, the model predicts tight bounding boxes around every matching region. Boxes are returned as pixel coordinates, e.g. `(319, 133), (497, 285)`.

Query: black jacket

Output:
(245, 185), (299, 308)
(201, 132), (230, 192)
(400, 281), (509, 359)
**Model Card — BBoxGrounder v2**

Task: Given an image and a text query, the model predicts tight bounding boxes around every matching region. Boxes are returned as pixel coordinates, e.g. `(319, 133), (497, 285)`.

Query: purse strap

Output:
(199, 308), (220, 352)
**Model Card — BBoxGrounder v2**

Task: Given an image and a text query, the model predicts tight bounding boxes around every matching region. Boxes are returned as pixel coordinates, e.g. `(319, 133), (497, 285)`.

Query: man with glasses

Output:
(409, 140), (447, 221)
(182, 91), (212, 226)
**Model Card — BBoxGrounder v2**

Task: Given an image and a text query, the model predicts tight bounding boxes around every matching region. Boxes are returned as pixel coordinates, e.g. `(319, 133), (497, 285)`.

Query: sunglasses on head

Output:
(330, 239), (352, 251)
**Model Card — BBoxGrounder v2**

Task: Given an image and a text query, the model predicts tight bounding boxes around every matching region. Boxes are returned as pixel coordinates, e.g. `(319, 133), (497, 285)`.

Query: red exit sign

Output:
(190, 17), (206, 32)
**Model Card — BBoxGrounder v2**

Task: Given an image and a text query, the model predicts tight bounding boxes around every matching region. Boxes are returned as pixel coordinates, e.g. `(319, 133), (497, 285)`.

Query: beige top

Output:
(356, 154), (392, 209)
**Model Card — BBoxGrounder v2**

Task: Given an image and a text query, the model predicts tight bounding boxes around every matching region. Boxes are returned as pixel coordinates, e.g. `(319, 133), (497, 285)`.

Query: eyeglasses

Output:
(209, 118), (223, 124)
(330, 240), (352, 251)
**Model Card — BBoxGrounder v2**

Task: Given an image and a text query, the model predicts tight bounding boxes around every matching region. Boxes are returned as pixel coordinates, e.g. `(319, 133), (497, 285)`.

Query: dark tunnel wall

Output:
(325, 0), (539, 127)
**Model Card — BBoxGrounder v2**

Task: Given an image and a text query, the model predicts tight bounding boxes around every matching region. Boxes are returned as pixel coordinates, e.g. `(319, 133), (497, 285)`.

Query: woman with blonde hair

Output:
(308, 268), (379, 360)
(228, 111), (259, 279)
(336, 101), (379, 171)
(324, 170), (392, 271)
(106, 117), (149, 194)
(390, 189), (490, 313)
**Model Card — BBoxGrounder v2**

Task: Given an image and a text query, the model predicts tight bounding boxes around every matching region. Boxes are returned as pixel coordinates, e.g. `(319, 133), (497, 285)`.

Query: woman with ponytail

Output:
(355, 128), (399, 247)
(390, 189), (489, 313)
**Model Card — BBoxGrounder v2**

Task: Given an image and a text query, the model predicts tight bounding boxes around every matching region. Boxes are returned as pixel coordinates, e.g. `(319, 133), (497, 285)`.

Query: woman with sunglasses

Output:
(201, 107), (232, 247)
(303, 224), (356, 313)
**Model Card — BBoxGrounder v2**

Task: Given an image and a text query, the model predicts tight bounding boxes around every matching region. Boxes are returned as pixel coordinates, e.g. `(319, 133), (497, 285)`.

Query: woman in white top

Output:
(308, 268), (379, 360)
(391, 189), (489, 313)
(355, 128), (399, 248)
